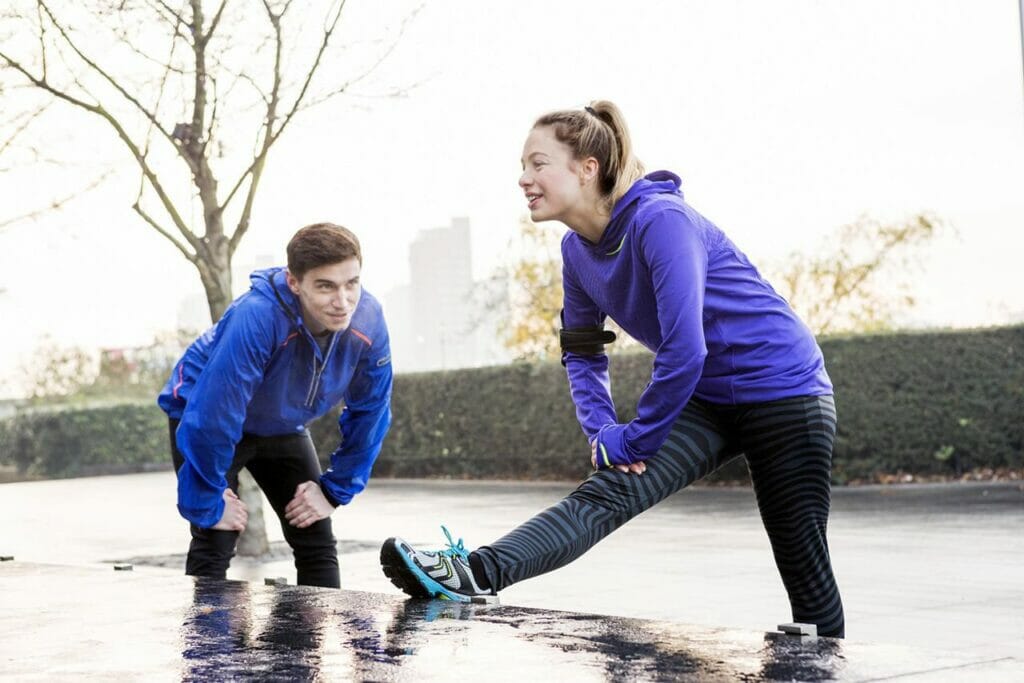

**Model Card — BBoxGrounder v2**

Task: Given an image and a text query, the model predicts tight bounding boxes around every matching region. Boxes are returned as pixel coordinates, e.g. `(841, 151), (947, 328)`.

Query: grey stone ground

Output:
(1, 473), (1022, 679)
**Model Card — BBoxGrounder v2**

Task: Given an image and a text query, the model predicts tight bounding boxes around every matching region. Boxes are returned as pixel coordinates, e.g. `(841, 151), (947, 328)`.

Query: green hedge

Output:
(2, 325), (1021, 482)
(0, 401), (169, 478)
(310, 361), (607, 481)
(823, 325), (1023, 482)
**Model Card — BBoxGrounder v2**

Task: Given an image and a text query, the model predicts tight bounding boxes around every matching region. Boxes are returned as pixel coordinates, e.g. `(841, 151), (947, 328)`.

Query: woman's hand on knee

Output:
(211, 488), (248, 531)
(616, 461), (647, 475)
(591, 441), (647, 475)
(285, 481), (334, 528)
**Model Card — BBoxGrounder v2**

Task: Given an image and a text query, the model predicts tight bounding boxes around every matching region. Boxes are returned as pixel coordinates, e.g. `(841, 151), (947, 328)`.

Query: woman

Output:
(380, 101), (844, 638)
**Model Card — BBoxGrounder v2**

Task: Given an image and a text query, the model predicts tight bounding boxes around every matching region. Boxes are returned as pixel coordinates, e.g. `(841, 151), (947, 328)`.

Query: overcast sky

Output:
(1, 0), (1023, 397)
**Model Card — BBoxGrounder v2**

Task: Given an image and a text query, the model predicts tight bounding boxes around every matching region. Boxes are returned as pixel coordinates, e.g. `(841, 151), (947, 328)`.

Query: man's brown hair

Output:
(286, 222), (362, 279)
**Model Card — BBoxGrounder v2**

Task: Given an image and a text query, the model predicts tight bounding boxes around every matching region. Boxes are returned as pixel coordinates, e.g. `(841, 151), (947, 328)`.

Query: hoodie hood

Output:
(594, 171), (684, 254)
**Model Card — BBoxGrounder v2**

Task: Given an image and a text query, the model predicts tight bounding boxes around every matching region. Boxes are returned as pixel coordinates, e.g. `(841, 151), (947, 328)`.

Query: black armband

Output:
(559, 326), (617, 356)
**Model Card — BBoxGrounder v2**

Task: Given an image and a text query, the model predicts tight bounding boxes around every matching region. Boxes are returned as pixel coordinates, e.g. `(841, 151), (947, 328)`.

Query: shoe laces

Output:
(438, 525), (469, 562)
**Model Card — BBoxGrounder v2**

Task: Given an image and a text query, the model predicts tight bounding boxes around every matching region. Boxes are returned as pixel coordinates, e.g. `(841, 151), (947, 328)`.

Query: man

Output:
(158, 222), (392, 588)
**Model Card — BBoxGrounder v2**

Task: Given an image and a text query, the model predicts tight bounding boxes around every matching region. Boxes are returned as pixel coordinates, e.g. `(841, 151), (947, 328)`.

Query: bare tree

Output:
(0, 0), (417, 555)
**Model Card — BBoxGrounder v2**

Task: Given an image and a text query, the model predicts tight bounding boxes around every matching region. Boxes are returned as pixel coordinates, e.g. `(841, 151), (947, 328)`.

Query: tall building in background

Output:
(408, 217), (472, 370)
(176, 292), (210, 333)
(386, 217), (510, 373)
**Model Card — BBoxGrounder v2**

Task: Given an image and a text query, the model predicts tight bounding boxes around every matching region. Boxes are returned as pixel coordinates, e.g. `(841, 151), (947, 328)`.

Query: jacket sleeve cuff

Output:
(318, 477), (349, 507)
(179, 500), (224, 529)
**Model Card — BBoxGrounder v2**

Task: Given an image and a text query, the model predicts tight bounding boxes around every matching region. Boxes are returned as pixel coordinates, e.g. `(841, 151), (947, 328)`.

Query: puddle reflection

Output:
(178, 583), (848, 681)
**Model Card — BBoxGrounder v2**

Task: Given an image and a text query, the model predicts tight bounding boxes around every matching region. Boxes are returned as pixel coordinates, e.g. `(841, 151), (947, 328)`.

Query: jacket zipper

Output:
(305, 331), (339, 408)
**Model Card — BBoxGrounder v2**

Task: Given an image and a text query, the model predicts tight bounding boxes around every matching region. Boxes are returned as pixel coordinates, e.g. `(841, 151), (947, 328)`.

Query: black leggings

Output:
(168, 419), (340, 588)
(472, 395), (845, 638)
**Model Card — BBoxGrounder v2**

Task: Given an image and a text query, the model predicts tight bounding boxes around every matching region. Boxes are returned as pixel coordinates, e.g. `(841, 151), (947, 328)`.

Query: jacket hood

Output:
(250, 267), (302, 322)
(594, 171), (684, 253)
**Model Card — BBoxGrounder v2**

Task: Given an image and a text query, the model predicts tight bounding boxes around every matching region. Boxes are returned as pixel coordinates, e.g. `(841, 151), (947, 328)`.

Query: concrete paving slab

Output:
(1, 561), (1021, 682)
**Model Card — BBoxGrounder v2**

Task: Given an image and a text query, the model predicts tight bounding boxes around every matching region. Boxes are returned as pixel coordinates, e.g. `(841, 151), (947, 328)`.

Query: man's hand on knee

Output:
(211, 488), (248, 531)
(285, 480), (334, 528)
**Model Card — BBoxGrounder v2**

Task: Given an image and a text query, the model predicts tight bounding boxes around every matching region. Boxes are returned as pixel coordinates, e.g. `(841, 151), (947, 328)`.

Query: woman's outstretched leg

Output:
(381, 400), (730, 600)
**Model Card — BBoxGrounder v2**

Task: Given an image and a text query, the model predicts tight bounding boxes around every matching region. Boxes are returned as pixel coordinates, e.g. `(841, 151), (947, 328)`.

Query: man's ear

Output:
(285, 269), (301, 295)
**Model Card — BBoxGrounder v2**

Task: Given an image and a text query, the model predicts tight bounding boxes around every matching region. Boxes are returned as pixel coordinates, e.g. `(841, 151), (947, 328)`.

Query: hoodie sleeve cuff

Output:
(595, 424), (633, 467)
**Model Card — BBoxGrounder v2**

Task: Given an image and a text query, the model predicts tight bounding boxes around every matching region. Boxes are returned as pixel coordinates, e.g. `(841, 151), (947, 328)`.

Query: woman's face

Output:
(519, 125), (588, 225)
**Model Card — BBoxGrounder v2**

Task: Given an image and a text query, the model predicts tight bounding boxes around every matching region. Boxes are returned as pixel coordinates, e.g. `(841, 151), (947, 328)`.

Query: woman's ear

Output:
(579, 156), (600, 186)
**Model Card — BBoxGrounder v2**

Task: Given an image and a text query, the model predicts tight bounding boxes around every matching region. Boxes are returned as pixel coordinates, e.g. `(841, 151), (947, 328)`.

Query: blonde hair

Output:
(533, 100), (645, 211)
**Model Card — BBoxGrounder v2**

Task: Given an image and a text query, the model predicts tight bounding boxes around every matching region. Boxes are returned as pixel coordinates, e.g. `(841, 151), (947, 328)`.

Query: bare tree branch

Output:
(230, 70), (271, 108)
(137, 2), (182, 220)
(34, 1), (195, 173)
(129, 166), (193, 261)
(267, 0), (344, 143)
(15, 59), (189, 232)
(144, 0), (189, 33)
(0, 101), (52, 158)
(0, 52), (199, 250)
(36, 1), (48, 79)
(297, 3), (422, 112)
(205, 73), (219, 153)
(226, 0), (346, 254)
(106, 12), (191, 76)
(216, 32), (276, 111)
(204, 0), (229, 43)
(0, 169), (114, 230)
(224, 0), (288, 253)
(188, 0), (208, 142)
(182, 0), (224, 241)
(151, 6), (184, 141)
(133, 199), (195, 261)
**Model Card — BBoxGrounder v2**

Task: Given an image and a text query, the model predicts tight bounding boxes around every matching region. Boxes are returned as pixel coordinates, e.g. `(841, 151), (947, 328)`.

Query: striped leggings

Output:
(472, 394), (845, 638)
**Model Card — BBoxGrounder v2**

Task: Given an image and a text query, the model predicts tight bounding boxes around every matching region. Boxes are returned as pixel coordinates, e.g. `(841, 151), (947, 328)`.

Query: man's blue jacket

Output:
(157, 267), (393, 528)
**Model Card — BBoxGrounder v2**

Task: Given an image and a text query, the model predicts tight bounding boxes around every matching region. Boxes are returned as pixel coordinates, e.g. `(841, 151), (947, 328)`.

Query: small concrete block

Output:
(113, 564), (133, 571)
(777, 622), (817, 636)
(0, 556), (14, 562)
(264, 576), (288, 586)
(470, 594), (500, 605)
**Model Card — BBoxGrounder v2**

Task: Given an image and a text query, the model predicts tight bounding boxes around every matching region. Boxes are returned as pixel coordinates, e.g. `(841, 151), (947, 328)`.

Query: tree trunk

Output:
(197, 240), (270, 558)
(235, 470), (270, 556)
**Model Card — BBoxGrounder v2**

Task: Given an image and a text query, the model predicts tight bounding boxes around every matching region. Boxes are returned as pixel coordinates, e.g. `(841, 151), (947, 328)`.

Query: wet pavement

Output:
(1, 473), (1022, 679)
(2, 560), (1021, 681)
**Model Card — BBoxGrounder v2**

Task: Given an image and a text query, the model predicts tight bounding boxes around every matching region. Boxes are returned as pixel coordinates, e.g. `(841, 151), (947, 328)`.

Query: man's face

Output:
(286, 258), (362, 335)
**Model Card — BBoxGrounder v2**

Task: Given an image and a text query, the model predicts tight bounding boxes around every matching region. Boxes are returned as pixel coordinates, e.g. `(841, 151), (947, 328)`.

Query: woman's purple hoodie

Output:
(561, 171), (832, 467)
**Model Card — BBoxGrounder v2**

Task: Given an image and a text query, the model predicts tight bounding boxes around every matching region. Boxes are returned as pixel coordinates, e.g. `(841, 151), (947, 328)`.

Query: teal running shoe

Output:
(380, 526), (494, 602)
